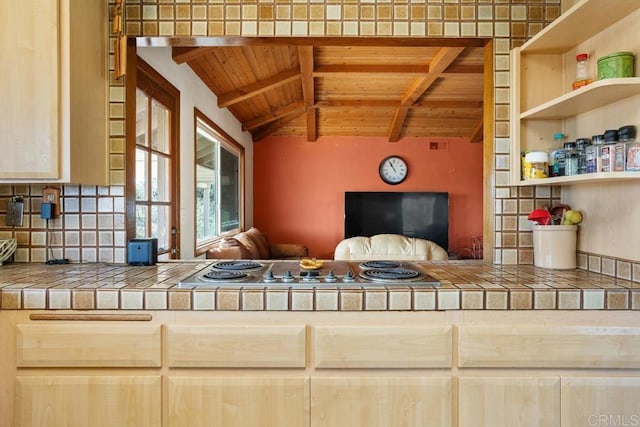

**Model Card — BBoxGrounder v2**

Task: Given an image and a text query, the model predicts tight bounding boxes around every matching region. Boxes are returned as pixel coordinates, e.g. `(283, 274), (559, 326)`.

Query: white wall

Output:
(138, 47), (254, 259)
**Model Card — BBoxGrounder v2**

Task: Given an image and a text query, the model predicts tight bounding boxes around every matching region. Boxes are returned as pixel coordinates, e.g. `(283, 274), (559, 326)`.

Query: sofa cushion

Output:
(334, 234), (448, 261)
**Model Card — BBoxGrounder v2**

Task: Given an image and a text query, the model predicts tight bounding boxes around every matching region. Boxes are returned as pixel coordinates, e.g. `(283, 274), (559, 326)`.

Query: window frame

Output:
(194, 108), (245, 256)
(126, 51), (181, 258)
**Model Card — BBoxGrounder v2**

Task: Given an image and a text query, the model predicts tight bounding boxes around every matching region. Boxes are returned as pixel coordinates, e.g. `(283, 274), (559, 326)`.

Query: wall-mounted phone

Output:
(7, 196), (24, 226)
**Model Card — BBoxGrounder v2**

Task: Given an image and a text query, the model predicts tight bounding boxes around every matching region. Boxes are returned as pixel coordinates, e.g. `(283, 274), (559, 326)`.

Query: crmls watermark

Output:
(588, 414), (640, 426)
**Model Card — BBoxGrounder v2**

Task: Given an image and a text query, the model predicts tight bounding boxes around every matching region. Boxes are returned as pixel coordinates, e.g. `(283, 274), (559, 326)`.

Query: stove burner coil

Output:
(360, 267), (422, 282)
(201, 270), (248, 281)
(359, 260), (401, 269)
(212, 261), (262, 271)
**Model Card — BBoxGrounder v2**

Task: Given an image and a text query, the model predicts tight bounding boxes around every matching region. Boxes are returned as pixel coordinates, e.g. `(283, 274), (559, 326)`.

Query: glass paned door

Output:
(129, 57), (180, 259)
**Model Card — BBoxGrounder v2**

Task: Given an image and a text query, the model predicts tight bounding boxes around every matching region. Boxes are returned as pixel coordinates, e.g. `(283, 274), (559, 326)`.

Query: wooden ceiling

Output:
(171, 37), (489, 143)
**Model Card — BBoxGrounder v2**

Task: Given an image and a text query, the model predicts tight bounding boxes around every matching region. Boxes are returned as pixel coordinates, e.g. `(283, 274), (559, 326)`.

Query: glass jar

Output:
(524, 151), (549, 179)
(576, 138), (591, 174)
(572, 53), (592, 90)
(564, 142), (579, 175)
(550, 133), (567, 177)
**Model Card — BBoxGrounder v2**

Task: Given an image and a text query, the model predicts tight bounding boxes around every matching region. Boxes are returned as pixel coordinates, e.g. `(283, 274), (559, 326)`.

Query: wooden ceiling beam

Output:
(243, 102), (305, 131)
(314, 99), (483, 109)
(387, 47), (465, 142)
(217, 68), (301, 108)
(298, 46), (317, 142)
(313, 64), (482, 77)
(314, 64), (430, 76)
(470, 120), (483, 143)
(172, 46), (218, 64)
(252, 109), (306, 142)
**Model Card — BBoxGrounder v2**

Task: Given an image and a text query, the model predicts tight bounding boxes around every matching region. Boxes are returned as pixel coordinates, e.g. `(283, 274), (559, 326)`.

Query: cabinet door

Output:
(0, 0), (60, 179)
(561, 377), (640, 427)
(15, 376), (161, 427)
(458, 377), (560, 427)
(311, 377), (451, 427)
(168, 376), (309, 427)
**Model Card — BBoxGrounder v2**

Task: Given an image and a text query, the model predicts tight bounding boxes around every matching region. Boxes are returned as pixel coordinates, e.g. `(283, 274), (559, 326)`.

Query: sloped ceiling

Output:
(169, 37), (489, 143)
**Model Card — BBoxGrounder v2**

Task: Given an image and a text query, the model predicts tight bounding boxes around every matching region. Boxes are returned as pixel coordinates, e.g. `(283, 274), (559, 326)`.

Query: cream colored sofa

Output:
(334, 234), (448, 261)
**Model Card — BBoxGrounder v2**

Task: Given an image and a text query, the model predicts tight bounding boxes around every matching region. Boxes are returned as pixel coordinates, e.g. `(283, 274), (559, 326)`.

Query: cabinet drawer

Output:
(167, 325), (306, 368)
(313, 326), (452, 368)
(458, 326), (640, 368)
(16, 324), (161, 368)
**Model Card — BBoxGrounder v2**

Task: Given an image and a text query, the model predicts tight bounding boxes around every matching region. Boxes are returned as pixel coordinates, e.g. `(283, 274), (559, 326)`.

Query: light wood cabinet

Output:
(0, 0), (108, 184)
(17, 324), (161, 367)
(167, 324), (306, 368)
(311, 377), (451, 427)
(3, 310), (640, 427)
(561, 377), (640, 427)
(167, 377), (309, 427)
(458, 325), (640, 368)
(458, 377), (560, 427)
(15, 376), (161, 427)
(1, 313), (162, 427)
(313, 325), (452, 368)
(510, 0), (640, 186)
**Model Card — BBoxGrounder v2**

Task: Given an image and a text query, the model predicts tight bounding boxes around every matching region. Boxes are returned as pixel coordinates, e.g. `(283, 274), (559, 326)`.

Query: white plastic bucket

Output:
(532, 224), (578, 269)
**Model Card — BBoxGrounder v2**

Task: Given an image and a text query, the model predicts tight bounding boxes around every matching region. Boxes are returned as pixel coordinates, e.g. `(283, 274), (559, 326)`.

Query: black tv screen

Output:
(344, 192), (449, 250)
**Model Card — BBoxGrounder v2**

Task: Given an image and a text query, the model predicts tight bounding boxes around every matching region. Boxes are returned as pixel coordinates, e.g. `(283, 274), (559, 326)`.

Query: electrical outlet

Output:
(6, 201), (24, 226)
(42, 187), (61, 216)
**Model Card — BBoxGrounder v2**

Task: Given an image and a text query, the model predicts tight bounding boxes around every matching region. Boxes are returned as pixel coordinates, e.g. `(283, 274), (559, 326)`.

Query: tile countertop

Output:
(0, 260), (638, 311)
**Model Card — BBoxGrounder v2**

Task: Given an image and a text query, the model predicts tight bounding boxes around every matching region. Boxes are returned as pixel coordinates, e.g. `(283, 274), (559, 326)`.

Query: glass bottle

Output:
(572, 53), (592, 90)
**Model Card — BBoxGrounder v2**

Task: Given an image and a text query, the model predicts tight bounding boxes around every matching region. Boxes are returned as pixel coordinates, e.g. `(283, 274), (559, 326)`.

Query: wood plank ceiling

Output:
(171, 38), (488, 143)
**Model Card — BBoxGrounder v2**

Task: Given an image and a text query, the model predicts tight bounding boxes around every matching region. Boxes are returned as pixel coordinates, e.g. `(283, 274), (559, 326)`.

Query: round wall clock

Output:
(379, 155), (408, 185)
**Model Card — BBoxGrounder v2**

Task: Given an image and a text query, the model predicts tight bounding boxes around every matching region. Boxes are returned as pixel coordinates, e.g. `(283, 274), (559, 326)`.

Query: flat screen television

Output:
(344, 191), (449, 250)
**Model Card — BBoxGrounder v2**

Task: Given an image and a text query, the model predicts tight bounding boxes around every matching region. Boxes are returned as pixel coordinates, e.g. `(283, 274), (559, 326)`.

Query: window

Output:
(195, 110), (244, 251)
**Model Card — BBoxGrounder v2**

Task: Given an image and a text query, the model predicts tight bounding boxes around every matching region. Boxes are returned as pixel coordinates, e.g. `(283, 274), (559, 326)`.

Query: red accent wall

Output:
(253, 136), (483, 259)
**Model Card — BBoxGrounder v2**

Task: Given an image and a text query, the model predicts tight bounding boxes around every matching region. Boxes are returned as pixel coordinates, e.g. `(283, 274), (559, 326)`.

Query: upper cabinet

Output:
(510, 0), (640, 186)
(0, 0), (108, 185)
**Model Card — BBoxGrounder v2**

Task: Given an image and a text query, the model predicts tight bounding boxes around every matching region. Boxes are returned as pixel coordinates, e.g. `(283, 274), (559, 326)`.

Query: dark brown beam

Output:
(470, 120), (483, 143)
(313, 99), (483, 109)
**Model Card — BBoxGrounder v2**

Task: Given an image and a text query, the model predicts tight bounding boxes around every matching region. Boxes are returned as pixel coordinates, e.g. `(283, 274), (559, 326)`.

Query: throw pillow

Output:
(245, 227), (270, 259)
(219, 237), (252, 259)
(233, 232), (262, 259)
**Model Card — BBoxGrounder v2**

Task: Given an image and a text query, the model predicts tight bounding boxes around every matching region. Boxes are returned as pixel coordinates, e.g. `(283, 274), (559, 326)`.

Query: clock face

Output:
(379, 156), (408, 185)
